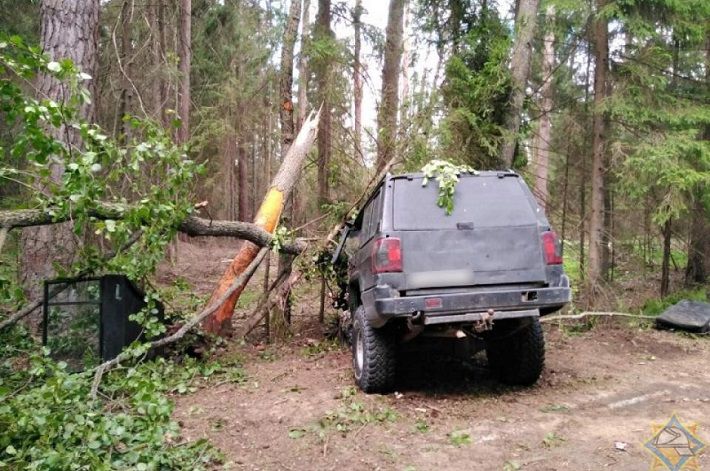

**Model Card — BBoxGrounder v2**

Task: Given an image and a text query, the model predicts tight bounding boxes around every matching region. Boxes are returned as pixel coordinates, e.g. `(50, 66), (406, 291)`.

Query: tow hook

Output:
(403, 312), (425, 343)
(473, 309), (495, 333)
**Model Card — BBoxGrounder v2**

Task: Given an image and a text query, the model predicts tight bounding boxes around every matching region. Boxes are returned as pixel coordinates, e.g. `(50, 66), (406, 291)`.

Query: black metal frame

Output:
(43, 277), (104, 360)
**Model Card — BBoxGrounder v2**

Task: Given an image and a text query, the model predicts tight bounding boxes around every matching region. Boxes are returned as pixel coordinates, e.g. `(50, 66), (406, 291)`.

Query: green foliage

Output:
(0, 35), (227, 470)
(608, 1), (710, 226)
(0, 351), (244, 469)
(319, 400), (398, 435)
(1, 35), (202, 286)
(312, 386), (397, 438)
(301, 338), (340, 358)
(542, 431), (566, 448)
(270, 225), (293, 253)
(414, 419), (430, 433)
(641, 288), (707, 316)
(439, 10), (511, 168)
(448, 429), (471, 447)
(421, 159), (478, 214)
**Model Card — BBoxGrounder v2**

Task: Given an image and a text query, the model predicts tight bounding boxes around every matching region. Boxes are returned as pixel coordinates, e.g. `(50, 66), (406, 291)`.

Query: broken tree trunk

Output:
(202, 109), (321, 336)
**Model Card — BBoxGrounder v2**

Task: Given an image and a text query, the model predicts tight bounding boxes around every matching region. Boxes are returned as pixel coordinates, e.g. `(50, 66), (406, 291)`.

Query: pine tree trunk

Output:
(158, 0), (168, 127)
(685, 192), (709, 285)
(353, 0), (363, 159)
(315, 0), (333, 206)
(297, 0), (311, 128)
(177, 0), (191, 144)
(277, 0), (302, 329)
(532, 6), (554, 210)
(280, 0), (301, 158)
(238, 133), (249, 221)
(376, 0), (405, 172)
(118, 0), (133, 142)
(499, 0), (540, 168)
(587, 0), (609, 289)
(20, 0), (100, 300)
(147, 0), (164, 123)
(660, 219), (672, 297)
(684, 35), (710, 285)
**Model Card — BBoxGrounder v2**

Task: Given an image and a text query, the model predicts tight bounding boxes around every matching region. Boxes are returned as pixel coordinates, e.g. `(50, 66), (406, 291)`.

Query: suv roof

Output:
(388, 170), (519, 181)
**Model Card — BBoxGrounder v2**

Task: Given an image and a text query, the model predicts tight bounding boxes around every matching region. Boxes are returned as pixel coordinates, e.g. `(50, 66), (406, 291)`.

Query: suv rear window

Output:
(392, 175), (538, 230)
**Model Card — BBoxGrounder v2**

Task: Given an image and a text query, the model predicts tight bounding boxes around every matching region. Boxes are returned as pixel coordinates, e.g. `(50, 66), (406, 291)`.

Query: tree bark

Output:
(237, 115), (250, 221)
(376, 0), (405, 172)
(20, 0), (100, 300)
(280, 0), (301, 158)
(177, 0), (191, 144)
(685, 193), (709, 285)
(660, 219), (672, 297)
(315, 0), (333, 207)
(587, 0), (609, 289)
(202, 110), (321, 336)
(499, 0), (540, 168)
(297, 0), (311, 128)
(118, 0), (133, 142)
(685, 35), (710, 285)
(532, 6), (554, 211)
(1, 205), (306, 255)
(147, 0), (165, 123)
(353, 0), (363, 159)
(278, 0), (302, 331)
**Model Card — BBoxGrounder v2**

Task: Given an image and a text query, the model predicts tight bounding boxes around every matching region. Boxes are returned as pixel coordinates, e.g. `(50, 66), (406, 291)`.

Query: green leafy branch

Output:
(421, 159), (478, 215)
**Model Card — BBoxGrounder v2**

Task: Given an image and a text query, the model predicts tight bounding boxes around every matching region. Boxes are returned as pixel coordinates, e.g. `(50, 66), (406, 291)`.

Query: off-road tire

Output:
(485, 317), (545, 386)
(351, 305), (396, 393)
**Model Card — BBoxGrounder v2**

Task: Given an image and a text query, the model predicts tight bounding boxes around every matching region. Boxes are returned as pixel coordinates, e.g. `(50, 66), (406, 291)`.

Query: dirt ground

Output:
(164, 240), (710, 471)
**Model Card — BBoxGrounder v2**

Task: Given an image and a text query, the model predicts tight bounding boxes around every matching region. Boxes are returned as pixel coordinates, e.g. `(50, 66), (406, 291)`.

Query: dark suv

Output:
(333, 171), (571, 393)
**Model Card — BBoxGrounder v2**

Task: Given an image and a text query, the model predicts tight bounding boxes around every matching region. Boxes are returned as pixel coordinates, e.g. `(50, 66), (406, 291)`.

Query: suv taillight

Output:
(372, 237), (402, 273)
(542, 231), (563, 265)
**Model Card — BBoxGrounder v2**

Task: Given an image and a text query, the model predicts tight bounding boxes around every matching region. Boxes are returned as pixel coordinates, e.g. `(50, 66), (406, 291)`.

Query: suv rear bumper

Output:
(372, 285), (571, 322)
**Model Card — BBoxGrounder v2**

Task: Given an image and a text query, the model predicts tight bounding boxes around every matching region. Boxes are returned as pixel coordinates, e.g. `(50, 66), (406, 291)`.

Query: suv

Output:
(333, 171), (571, 393)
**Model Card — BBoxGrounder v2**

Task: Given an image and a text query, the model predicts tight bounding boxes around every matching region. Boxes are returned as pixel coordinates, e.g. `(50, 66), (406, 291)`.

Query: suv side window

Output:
(361, 189), (381, 246)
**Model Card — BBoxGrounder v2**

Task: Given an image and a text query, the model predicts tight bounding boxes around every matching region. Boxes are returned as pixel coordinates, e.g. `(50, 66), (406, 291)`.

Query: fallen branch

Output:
(0, 205), (305, 255)
(540, 311), (657, 323)
(0, 226), (8, 254)
(89, 247), (269, 399)
(325, 155), (400, 245)
(0, 301), (42, 332)
(242, 269), (302, 337)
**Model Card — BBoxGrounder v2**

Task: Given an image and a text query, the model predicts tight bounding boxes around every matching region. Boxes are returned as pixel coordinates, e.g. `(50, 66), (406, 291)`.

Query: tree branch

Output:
(0, 204), (305, 255)
(540, 311), (657, 323)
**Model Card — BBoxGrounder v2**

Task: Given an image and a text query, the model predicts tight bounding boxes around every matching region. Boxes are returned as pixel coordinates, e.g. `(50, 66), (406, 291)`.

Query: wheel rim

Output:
(355, 327), (364, 373)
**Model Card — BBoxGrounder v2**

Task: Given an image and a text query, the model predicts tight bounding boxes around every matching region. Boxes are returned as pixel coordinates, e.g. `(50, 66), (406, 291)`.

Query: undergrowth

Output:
(0, 321), (245, 470)
(641, 287), (708, 316)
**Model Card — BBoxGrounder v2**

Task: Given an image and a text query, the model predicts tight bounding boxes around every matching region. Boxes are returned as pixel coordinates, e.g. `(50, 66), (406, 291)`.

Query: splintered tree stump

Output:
(202, 109), (320, 336)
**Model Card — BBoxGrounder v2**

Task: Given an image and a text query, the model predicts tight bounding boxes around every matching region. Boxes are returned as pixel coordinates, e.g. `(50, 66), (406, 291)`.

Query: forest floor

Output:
(161, 240), (710, 471)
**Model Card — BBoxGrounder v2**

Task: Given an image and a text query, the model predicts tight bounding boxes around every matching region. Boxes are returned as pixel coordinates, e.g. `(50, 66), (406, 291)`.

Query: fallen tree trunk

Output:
(0, 205), (305, 255)
(202, 109), (320, 336)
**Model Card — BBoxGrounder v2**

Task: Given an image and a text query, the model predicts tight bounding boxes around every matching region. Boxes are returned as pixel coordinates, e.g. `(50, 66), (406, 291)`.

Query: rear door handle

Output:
(456, 222), (474, 230)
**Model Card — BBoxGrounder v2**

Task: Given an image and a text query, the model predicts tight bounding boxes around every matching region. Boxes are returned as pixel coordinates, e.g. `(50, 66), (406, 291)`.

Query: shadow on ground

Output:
(394, 337), (517, 397)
